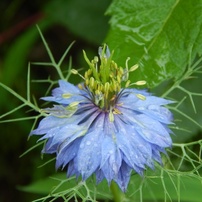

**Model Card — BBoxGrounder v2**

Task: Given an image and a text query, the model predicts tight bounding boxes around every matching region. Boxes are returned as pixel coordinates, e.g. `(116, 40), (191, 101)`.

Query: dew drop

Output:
(80, 143), (84, 149)
(112, 162), (118, 174)
(109, 150), (113, 154)
(86, 141), (91, 146)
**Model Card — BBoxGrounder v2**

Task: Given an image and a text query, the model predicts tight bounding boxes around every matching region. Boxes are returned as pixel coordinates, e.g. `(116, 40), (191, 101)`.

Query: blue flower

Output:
(31, 45), (173, 192)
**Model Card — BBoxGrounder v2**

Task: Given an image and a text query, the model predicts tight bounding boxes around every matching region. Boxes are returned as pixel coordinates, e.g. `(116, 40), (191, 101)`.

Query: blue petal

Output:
(139, 105), (173, 124)
(135, 115), (172, 147)
(76, 116), (105, 180)
(114, 161), (132, 192)
(76, 135), (101, 180)
(56, 137), (82, 169)
(42, 137), (57, 153)
(53, 80), (81, 97)
(100, 135), (122, 183)
(116, 130), (147, 170)
(115, 117), (154, 170)
(120, 91), (174, 124)
(95, 169), (105, 184)
(48, 125), (87, 151)
(30, 116), (70, 135)
(120, 89), (173, 108)
(119, 109), (172, 148)
(151, 145), (164, 164)
(41, 80), (84, 104)
(67, 160), (79, 178)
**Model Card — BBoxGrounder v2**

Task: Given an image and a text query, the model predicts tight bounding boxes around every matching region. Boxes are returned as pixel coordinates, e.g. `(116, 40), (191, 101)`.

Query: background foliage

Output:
(0, 0), (202, 201)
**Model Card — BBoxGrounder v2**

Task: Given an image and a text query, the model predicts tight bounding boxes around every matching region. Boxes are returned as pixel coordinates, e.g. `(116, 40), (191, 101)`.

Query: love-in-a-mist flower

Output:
(31, 45), (173, 191)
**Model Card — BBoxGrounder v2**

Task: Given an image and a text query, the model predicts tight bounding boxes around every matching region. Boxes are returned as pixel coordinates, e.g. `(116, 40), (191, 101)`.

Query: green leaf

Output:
(44, 0), (110, 44)
(105, 0), (202, 88)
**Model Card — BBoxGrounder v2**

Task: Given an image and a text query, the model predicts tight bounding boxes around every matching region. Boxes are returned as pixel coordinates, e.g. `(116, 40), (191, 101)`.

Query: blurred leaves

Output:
(44, 0), (111, 44)
(105, 0), (202, 88)
(1, 21), (50, 85)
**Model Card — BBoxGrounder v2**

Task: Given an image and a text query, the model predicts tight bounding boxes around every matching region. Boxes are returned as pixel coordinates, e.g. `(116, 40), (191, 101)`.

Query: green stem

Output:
(110, 181), (124, 202)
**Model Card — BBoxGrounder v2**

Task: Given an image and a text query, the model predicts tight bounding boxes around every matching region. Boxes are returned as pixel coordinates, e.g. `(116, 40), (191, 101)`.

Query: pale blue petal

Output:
(30, 116), (70, 135)
(67, 160), (79, 178)
(119, 109), (172, 147)
(135, 115), (172, 147)
(76, 115), (105, 180)
(115, 161), (132, 192)
(56, 137), (82, 169)
(100, 136), (122, 183)
(42, 80), (84, 104)
(115, 117), (154, 169)
(76, 131), (102, 180)
(95, 169), (105, 184)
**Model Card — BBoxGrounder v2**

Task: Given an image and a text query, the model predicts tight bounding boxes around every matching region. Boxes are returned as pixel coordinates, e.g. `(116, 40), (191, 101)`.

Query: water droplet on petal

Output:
(109, 150), (113, 154)
(112, 162), (118, 174)
(80, 143), (84, 149)
(86, 141), (91, 146)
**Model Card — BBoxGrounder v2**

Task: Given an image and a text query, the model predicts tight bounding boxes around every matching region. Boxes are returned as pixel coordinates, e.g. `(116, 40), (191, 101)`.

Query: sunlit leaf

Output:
(106, 0), (202, 88)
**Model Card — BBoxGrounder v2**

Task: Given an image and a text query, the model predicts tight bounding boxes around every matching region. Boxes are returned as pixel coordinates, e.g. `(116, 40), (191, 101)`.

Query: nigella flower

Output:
(31, 45), (173, 192)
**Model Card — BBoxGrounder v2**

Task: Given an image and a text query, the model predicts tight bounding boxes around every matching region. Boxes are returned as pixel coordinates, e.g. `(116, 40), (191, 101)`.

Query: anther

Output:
(129, 64), (139, 72)
(136, 94), (146, 100)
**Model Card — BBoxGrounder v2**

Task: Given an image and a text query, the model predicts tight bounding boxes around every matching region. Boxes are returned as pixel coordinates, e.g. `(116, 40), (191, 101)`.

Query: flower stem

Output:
(110, 181), (124, 202)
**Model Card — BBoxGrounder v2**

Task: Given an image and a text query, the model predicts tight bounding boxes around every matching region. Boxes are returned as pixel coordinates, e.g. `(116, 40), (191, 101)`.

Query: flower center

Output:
(71, 44), (146, 121)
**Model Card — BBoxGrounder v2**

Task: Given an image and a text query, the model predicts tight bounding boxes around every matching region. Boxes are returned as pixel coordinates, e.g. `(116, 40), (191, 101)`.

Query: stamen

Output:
(62, 93), (72, 98)
(109, 107), (114, 122)
(113, 108), (122, 115)
(129, 64), (139, 72)
(129, 80), (147, 87)
(71, 69), (85, 80)
(136, 94), (146, 100)
(134, 80), (147, 85)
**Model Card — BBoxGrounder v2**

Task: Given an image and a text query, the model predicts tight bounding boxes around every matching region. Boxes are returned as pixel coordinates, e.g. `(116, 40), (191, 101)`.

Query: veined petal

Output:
(114, 161), (132, 192)
(56, 137), (82, 169)
(76, 115), (105, 180)
(41, 80), (84, 104)
(115, 117), (153, 169)
(135, 115), (172, 147)
(120, 96), (174, 124)
(30, 116), (71, 135)
(100, 135), (122, 183)
(95, 169), (105, 184)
